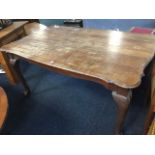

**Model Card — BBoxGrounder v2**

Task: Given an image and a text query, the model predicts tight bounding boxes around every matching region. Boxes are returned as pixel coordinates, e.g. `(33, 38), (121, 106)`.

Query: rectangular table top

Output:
(1, 26), (155, 89)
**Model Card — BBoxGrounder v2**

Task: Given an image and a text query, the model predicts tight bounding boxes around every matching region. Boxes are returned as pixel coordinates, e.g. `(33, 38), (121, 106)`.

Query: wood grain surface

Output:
(0, 21), (28, 42)
(0, 87), (8, 128)
(1, 26), (155, 89)
(24, 22), (48, 35)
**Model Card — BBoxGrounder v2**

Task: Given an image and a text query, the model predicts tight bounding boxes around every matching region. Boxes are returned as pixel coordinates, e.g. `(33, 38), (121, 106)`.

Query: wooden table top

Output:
(24, 22), (48, 35)
(0, 21), (28, 41)
(1, 26), (155, 89)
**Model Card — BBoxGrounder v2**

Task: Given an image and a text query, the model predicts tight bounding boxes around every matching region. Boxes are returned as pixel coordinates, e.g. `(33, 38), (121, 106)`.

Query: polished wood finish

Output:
(0, 87), (8, 129)
(1, 26), (155, 89)
(0, 21), (28, 84)
(24, 22), (48, 35)
(0, 22), (48, 92)
(0, 21), (28, 46)
(1, 26), (155, 134)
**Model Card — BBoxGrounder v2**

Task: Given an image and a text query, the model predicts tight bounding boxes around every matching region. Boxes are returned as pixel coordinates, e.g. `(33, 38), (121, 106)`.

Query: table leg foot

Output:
(112, 90), (132, 134)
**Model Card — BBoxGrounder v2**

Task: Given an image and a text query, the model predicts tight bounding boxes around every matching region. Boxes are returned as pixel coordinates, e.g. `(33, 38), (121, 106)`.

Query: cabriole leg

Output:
(112, 90), (132, 134)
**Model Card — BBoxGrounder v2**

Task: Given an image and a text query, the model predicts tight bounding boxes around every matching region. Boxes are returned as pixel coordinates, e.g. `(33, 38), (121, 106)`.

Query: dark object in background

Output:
(64, 19), (83, 28)
(0, 20), (12, 30)
(12, 19), (40, 23)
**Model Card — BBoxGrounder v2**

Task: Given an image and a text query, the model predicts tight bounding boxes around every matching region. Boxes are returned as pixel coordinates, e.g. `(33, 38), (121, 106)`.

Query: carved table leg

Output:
(10, 57), (31, 96)
(112, 90), (132, 134)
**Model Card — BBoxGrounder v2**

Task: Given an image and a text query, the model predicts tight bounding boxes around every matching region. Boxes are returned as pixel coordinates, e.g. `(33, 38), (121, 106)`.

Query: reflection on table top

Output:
(1, 26), (155, 89)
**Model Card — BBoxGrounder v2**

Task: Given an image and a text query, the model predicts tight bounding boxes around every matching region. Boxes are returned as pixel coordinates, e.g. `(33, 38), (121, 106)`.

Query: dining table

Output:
(0, 25), (155, 134)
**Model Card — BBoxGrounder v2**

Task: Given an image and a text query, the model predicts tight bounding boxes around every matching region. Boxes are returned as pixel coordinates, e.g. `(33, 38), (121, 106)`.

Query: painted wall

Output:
(39, 19), (155, 31)
(83, 19), (155, 31)
(39, 19), (64, 26)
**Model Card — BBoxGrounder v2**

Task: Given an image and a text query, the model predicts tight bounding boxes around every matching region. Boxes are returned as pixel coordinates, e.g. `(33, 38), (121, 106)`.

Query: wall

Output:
(39, 19), (155, 31)
(39, 19), (64, 26)
(83, 19), (155, 31)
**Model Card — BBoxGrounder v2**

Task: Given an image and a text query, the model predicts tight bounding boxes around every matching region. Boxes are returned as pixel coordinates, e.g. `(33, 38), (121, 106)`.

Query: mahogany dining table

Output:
(0, 25), (155, 134)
